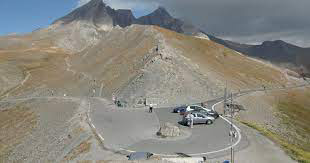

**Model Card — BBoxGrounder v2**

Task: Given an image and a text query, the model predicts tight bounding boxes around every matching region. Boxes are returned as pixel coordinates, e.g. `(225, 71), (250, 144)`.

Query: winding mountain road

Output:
(0, 80), (308, 160)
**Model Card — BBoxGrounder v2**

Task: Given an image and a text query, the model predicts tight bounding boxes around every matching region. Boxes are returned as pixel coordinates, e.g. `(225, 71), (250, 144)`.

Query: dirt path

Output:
(65, 55), (77, 75)
(0, 70), (31, 99)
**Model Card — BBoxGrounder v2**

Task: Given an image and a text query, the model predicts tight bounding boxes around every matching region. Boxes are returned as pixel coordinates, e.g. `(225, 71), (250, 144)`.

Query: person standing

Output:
(190, 113), (194, 128)
(149, 104), (153, 113)
(185, 113), (191, 126)
(112, 93), (116, 105)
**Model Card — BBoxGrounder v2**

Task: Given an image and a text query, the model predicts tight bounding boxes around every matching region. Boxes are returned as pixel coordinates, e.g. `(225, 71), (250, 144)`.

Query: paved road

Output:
(90, 98), (244, 157)
(127, 107), (238, 156)
(0, 81), (307, 158)
(0, 96), (243, 157)
(89, 98), (160, 150)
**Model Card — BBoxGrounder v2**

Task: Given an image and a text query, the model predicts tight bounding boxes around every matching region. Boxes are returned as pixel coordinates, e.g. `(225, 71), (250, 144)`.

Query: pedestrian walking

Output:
(149, 104), (153, 113)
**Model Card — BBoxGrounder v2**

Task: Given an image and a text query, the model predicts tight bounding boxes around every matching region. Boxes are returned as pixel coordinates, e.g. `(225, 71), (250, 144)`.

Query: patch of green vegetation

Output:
(277, 98), (310, 151)
(240, 121), (310, 163)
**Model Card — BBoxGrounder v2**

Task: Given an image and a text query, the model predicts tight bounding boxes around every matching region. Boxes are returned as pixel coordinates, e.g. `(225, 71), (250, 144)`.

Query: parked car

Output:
(178, 105), (213, 115)
(173, 106), (187, 113)
(127, 152), (153, 160)
(182, 112), (215, 126)
(191, 108), (220, 119)
(187, 105), (212, 112)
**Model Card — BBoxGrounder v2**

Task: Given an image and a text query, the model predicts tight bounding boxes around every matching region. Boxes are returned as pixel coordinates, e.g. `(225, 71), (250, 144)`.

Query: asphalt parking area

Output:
(126, 107), (239, 156)
(90, 98), (243, 157)
(90, 98), (160, 150)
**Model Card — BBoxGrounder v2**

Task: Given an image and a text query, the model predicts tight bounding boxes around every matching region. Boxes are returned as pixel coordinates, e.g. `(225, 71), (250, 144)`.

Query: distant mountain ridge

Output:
(53, 0), (208, 39)
(208, 35), (310, 75)
(52, 0), (135, 29)
(53, 0), (309, 75)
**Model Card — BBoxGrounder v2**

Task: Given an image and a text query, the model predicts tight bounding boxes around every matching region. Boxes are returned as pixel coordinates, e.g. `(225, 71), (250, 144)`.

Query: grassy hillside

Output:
(236, 87), (310, 162)
(277, 88), (310, 151)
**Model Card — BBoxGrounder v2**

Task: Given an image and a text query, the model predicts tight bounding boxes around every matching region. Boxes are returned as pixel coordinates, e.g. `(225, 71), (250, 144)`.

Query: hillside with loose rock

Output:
(0, 0), (306, 162)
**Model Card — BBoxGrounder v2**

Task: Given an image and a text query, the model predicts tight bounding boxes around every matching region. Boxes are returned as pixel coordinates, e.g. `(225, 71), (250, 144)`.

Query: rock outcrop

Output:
(51, 0), (209, 52)
(157, 122), (180, 137)
(137, 7), (184, 33)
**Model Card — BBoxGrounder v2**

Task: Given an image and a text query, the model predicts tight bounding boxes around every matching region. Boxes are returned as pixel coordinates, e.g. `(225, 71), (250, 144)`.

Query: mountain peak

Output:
(87, 0), (104, 5)
(52, 0), (205, 39)
(52, 0), (111, 26)
(261, 40), (293, 47)
(156, 6), (168, 12)
(151, 6), (172, 18)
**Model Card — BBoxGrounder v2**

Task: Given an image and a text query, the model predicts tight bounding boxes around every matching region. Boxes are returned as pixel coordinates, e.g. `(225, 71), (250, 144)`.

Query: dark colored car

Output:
(173, 106), (187, 113)
(127, 152), (153, 160)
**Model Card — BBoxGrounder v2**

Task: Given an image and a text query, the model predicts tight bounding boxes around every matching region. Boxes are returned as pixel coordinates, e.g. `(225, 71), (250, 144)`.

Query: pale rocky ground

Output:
(0, 98), (127, 162)
(0, 21), (305, 162)
(1, 1), (306, 162)
(0, 62), (24, 97)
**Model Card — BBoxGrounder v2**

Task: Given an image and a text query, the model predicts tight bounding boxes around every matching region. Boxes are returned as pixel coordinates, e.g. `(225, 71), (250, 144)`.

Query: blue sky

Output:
(0, 0), (152, 36)
(0, 0), (76, 35)
(0, 0), (309, 46)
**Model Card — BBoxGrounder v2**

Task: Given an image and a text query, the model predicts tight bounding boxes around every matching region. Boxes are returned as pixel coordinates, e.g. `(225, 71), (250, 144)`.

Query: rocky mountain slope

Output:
(50, 0), (209, 53)
(136, 7), (207, 38)
(0, 0), (298, 107)
(208, 36), (310, 76)
(0, 0), (306, 161)
(52, 0), (135, 28)
(52, 0), (309, 76)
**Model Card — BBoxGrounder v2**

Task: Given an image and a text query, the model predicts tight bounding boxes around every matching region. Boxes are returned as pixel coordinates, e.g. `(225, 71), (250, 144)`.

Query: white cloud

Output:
(221, 30), (310, 47)
(76, 0), (157, 17)
(75, 0), (310, 47)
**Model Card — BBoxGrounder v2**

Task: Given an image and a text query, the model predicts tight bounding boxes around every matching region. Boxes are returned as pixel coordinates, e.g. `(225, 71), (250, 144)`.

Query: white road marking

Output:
(98, 134), (105, 141)
(2, 82), (308, 157)
(120, 100), (242, 157)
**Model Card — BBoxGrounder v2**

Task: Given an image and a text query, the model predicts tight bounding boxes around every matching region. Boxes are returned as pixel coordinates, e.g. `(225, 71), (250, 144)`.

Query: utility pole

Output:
(224, 87), (227, 115)
(230, 92), (234, 163)
(224, 81), (227, 116)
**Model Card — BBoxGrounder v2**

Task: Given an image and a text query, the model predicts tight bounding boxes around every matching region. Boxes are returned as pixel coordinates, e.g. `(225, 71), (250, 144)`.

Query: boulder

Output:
(157, 122), (180, 137)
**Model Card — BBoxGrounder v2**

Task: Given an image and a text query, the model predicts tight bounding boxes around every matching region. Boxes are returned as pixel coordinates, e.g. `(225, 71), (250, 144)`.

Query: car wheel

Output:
(206, 120), (213, 125)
